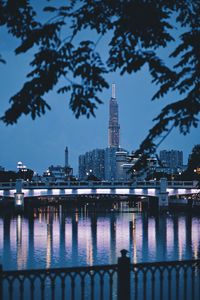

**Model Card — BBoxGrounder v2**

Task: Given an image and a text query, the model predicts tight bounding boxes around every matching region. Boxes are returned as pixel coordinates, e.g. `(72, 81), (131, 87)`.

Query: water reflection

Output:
(0, 208), (200, 270)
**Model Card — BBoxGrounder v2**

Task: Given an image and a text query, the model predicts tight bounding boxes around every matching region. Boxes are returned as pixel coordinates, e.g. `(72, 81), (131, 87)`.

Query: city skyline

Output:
(0, 77), (198, 175)
(0, 2), (199, 175)
(0, 35), (199, 175)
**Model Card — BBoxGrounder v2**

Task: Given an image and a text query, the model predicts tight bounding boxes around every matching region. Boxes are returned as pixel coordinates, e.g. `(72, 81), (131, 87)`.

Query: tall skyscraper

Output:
(78, 84), (125, 181)
(108, 84), (120, 148)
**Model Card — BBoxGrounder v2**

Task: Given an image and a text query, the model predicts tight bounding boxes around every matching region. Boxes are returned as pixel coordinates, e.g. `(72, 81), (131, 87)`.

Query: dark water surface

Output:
(0, 206), (200, 270)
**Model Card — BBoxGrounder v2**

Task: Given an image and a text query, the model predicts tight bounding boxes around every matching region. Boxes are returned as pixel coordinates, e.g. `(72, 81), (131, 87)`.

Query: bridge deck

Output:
(0, 180), (199, 198)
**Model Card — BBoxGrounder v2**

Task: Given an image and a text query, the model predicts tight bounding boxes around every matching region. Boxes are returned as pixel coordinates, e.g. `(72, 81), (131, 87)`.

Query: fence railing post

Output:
(117, 249), (130, 300)
(0, 264), (3, 300)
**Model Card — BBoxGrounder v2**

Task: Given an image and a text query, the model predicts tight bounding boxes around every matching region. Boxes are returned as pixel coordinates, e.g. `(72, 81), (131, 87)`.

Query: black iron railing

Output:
(1, 251), (200, 300)
(130, 259), (200, 300)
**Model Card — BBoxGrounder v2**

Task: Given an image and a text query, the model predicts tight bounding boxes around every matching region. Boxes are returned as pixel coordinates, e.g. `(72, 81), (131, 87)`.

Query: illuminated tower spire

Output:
(108, 83), (120, 147)
(112, 83), (116, 99)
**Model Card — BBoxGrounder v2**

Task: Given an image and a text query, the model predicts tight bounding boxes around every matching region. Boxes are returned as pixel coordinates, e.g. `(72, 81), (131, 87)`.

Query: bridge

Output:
(0, 178), (199, 208)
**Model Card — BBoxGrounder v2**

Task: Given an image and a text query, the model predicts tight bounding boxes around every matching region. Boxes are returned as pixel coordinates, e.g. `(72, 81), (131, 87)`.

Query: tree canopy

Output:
(0, 0), (199, 170)
(185, 144), (200, 179)
(178, 144), (200, 183)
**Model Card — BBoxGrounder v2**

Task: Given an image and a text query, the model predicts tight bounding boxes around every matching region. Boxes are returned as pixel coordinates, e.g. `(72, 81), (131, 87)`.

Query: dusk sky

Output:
(0, 2), (199, 175)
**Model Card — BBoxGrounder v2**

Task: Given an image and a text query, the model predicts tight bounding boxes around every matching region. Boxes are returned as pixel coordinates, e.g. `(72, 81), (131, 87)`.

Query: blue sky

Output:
(0, 2), (199, 175)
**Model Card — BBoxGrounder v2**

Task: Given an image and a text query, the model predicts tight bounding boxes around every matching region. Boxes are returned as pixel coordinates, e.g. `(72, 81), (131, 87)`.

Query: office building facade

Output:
(160, 150), (183, 169)
(79, 149), (105, 180)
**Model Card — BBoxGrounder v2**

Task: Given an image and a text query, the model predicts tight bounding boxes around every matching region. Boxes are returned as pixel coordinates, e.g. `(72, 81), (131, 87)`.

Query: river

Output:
(0, 205), (200, 270)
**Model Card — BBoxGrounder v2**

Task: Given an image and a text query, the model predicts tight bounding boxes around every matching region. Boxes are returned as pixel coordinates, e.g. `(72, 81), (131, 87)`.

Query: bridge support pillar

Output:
(14, 179), (24, 209)
(158, 178), (169, 209)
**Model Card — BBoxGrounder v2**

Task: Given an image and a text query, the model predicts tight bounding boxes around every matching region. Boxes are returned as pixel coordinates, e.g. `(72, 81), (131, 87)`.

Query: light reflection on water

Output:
(0, 207), (200, 270)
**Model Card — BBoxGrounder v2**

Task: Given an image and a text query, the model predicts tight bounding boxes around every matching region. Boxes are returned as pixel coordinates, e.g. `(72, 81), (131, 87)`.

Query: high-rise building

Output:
(108, 83), (120, 148)
(160, 150), (183, 169)
(115, 150), (134, 180)
(79, 154), (86, 180)
(105, 84), (121, 180)
(78, 84), (130, 181)
(104, 147), (117, 180)
(78, 149), (105, 180)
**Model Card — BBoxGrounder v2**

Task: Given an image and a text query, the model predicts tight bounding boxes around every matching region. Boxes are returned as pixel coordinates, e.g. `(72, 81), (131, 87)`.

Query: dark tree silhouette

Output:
(187, 144), (200, 172)
(180, 144), (200, 181)
(0, 170), (18, 182)
(18, 168), (34, 181)
(87, 174), (100, 181)
(0, 0), (199, 170)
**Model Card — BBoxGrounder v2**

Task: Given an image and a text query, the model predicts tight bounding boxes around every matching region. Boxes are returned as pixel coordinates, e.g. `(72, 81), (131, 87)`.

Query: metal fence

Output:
(1, 251), (200, 300)
(130, 259), (200, 300)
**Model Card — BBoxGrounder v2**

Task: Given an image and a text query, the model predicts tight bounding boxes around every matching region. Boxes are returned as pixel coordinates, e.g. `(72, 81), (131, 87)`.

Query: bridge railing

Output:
(0, 182), (16, 188)
(0, 180), (198, 190)
(167, 180), (198, 187)
(1, 252), (200, 300)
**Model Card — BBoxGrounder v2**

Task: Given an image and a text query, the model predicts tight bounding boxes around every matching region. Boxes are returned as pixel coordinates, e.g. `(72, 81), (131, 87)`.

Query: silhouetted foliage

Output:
(187, 144), (200, 171)
(18, 168), (34, 181)
(180, 144), (200, 181)
(0, 1), (199, 171)
(86, 174), (100, 181)
(0, 171), (18, 182)
(145, 171), (172, 181)
(0, 168), (34, 181)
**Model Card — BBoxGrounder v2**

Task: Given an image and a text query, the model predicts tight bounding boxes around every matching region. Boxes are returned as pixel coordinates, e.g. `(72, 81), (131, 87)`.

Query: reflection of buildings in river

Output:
(142, 214), (149, 262)
(155, 216), (167, 261)
(1, 209), (200, 270)
(148, 217), (156, 260)
(85, 222), (93, 266)
(178, 217), (186, 260)
(72, 212), (78, 264)
(116, 214), (129, 258)
(166, 217), (174, 258)
(134, 217), (143, 262)
(28, 216), (34, 266)
(46, 212), (53, 268)
(97, 217), (110, 262)
(65, 217), (72, 260)
(59, 209), (66, 264)
(192, 217), (200, 259)
(129, 214), (137, 264)
(110, 214), (116, 263)
(78, 217), (93, 265)
(91, 214), (97, 264)
(173, 215), (179, 260)
(16, 215), (28, 269)
(185, 215), (192, 258)
(0, 220), (3, 257)
(167, 214), (190, 261)
(3, 216), (11, 267)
